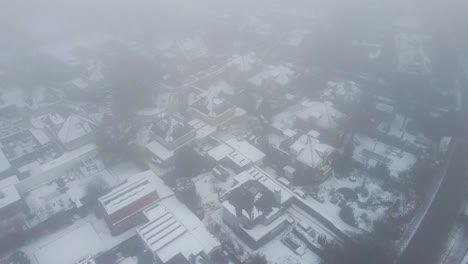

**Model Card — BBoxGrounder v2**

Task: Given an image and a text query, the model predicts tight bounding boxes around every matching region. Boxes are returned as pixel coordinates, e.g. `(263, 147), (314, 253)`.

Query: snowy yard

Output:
(300, 169), (415, 233)
(34, 223), (103, 264)
(353, 134), (417, 178)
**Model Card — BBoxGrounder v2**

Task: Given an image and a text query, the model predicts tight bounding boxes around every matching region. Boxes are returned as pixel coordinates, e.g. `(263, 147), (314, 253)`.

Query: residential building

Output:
(150, 113), (196, 151)
(222, 167), (294, 249)
(189, 82), (237, 126)
(45, 111), (95, 151)
(0, 128), (61, 168)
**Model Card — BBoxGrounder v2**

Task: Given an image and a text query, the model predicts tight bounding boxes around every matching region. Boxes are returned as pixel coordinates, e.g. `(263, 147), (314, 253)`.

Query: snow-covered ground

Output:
(20, 212), (138, 264)
(34, 223), (103, 264)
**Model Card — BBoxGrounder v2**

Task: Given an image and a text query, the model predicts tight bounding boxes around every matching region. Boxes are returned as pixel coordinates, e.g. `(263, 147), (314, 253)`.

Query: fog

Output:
(0, 0), (467, 264)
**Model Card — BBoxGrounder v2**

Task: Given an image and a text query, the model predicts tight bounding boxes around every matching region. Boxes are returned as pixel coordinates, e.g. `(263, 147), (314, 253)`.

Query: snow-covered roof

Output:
(225, 138), (266, 164)
(39, 144), (97, 173)
(207, 143), (251, 168)
(290, 131), (335, 169)
(207, 143), (234, 162)
(138, 197), (220, 263)
(229, 53), (259, 72)
(0, 148), (11, 174)
(188, 118), (216, 139)
(57, 115), (94, 146)
(99, 173), (158, 217)
(249, 64), (295, 87)
(234, 166), (293, 205)
(146, 140), (174, 162)
(0, 175), (20, 209)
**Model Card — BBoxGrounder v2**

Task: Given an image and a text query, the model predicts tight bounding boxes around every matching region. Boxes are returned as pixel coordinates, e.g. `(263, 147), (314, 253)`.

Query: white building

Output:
(222, 167), (294, 249)
(207, 139), (265, 171)
(137, 197), (220, 263)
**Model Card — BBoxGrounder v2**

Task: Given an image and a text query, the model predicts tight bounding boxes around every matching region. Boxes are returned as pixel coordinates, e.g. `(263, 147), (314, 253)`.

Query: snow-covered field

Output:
(34, 223), (103, 264)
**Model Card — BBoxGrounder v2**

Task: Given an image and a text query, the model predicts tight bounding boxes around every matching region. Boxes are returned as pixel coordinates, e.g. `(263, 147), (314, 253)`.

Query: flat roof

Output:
(225, 138), (266, 163)
(207, 143), (251, 168)
(39, 144), (97, 173)
(146, 140), (174, 162)
(0, 175), (20, 209)
(236, 167), (293, 205)
(99, 175), (157, 216)
(138, 197), (219, 263)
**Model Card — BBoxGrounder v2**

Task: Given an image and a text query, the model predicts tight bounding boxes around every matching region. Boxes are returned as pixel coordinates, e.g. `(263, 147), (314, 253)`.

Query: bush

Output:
(339, 203), (356, 226)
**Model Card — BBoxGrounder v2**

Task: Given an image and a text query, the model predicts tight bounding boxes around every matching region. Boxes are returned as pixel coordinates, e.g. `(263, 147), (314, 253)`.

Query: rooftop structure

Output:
(99, 173), (159, 234)
(15, 144), (98, 194)
(0, 128), (60, 167)
(290, 130), (335, 171)
(43, 110), (95, 151)
(187, 118), (216, 140)
(138, 197), (220, 263)
(98, 170), (173, 233)
(222, 167), (293, 249)
(150, 113), (196, 150)
(189, 81), (237, 126)
(207, 139), (265, 171)
(225, 138), (266, 165)
(146, 140), (175, 167)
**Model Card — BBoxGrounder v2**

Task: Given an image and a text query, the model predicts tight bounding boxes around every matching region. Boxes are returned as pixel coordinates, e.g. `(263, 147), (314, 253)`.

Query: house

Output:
(289, 130), (335, 181)
(0, 176), (26, 220)
(137, 197), (220, 264)
(150, 113), (196, 151)
(222, 167), (294, 249)
(15, 144), (98, 194)
(146, 140), (175, 168)
(0, 128), (61, 168)
(98, 172), (160, 235)
(189, 82), (237, 126)
(44, 111), (96, 151)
